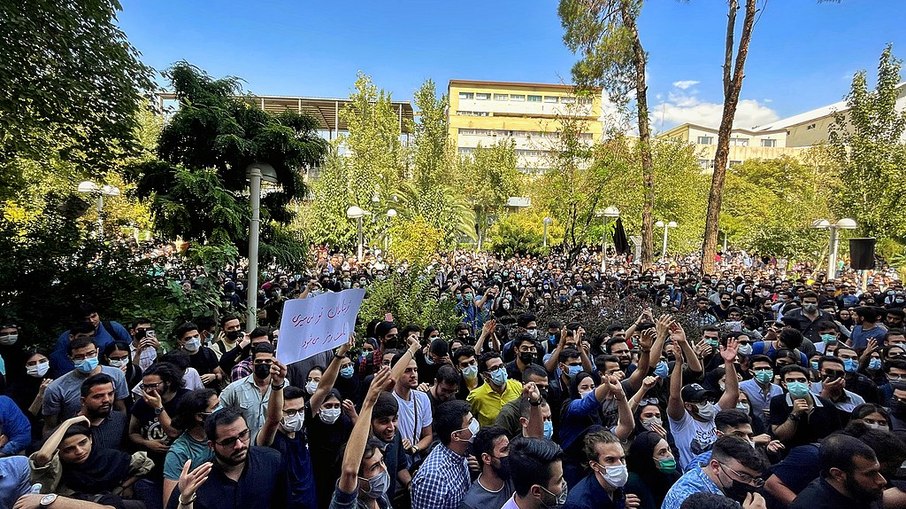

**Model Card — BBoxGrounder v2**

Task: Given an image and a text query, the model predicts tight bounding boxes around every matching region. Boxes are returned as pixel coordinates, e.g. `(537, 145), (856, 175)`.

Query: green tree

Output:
(721, 154), (836, 261)
(456, 141), (521, 250)
(559, 0), (656, 267)
(532, 107), (614, 264)
(399, 80), (474, 245)
(306, 73), (405, 253)
(0, 0), (154, 199)
(129, 62), (327, 265)
(356, 268), (461, 337)
(488, 210), (565, 256)
(830, 44), (906, 240)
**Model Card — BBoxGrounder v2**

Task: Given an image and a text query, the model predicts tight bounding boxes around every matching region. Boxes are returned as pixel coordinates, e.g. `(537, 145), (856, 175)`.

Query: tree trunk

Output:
(621, 1), (654, 269)
(701, 0), (757, 274)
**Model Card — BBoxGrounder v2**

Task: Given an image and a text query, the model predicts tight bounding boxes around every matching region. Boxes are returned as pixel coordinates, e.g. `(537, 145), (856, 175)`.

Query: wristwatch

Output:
(154, 406), (164, 415)
(40, 494), (57, 507)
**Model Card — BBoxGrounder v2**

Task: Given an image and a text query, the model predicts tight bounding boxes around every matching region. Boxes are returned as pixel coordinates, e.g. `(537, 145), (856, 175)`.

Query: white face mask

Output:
(319, 407), (341, 424)
(27, 361), (50, 378)
(109, 359), (129, 369)
(600, 464), (629, 488)
(0, 334), (18, 345)
(281, 412), (304, 433)
(305, 380), (318, 395)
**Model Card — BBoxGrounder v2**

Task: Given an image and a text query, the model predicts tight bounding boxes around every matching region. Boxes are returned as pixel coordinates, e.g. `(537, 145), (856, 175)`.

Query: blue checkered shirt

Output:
(410, 443), (471, 509)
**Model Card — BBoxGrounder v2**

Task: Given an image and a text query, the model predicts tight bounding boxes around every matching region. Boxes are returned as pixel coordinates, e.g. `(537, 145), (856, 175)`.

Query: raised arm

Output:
(33, 416), (90, 467)
(625, 328), (654, 393)
(628, 376), (659, 415)
(609, 377), (634, 440)
(717, 338), (740, 410)
(522, 383), (543, 439)
(389, 334), (420, 385)
(310, 338), (353, 415)
(666, 341), (686, 422)
(544, 327), (567, 374)
(673, 323), (702, 374)
(257, 360), (287, 447)
(338, 367), (391, 494)
(474, 320), (496, 356)
(577, 327), (594, 373)
(648, 315), (672, 368)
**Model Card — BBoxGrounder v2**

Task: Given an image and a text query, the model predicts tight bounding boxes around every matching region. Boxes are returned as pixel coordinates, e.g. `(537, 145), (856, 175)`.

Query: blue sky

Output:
(118, 0), (904, 130)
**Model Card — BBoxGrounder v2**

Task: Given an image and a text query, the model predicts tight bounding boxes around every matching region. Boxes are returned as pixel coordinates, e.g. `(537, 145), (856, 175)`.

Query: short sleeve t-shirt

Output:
(393, 390), (434, 446)
(668, 408), (719, 470)
(42, 366), (129, 420)
(460, 477), (516, 509)
(163, 431), (214, 480)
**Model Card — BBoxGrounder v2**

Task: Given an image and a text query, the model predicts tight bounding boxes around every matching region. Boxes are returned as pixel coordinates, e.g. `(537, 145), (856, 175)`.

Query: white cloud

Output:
(654, 89), (779, 130)
(672, 80), (700, 90)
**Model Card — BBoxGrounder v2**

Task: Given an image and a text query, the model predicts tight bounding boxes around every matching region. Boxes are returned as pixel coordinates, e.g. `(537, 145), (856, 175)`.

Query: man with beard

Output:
(662, 436), (767, 509)
(790, 434), (886, 509)
(78, 373), (128, 451)
(461, 427), (515, 509)
(563, 429), (641, 509)
(166, 407), (285, 509)
(210, 315), (243, 360)
(411, 400), (476, 509)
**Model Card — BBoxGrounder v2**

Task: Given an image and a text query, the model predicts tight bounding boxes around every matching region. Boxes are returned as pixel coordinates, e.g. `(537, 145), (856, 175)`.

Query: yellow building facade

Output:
(658, 123), (809, 171)
(447, 80), (604, 174)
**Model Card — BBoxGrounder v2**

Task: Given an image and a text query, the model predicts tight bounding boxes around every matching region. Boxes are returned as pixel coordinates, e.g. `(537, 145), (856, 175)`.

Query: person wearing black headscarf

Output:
(626, 431), (681, 509)
(28, 416), (153, 506)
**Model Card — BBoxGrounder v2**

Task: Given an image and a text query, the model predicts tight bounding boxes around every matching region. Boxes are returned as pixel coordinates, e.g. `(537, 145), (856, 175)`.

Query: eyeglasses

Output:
(71, 350), (99, 362)
(141, 381), (164, 391)
(719, 462), (764, 487)
(215, 428), (250, 447)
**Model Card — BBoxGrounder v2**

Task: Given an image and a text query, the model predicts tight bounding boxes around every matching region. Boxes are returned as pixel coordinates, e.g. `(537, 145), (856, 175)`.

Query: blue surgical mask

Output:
(543, 420), (554, 440)
(654, 361), (669, 378)
(868, 358), (883, 371)
(566, 364), (582, 379)
(489, 367), (508, 386)
(821, 333), (838, 344)
(754, 370), (774, 384)
(76, 356), (99, 374)
(339, 365), (354, 379)
(810, 361), (820, 371)
(843, 358), (858, 373)
(787, 381), (811, 399)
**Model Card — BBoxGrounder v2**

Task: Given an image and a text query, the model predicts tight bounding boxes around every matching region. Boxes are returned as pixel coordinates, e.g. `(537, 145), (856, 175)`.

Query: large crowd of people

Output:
(2, 246), (906, 509)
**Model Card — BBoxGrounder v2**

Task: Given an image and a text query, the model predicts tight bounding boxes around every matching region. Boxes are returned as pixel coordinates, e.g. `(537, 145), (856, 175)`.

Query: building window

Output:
(761, 138), (776, 147)
(527, 95), (542, 102)
(730, 137), (749, 147)
(543, 96), (559, 103)
(493, 94), (509, 101)
(561, 97), (576, 104)
(475, 93), (490, 100)
(510, 94), (525, 102)
(577, 97), (593, 105)
(806, 123), (816, 130)
(458, 92), (473, 100)
(455, 110), (490, 117)
(697, 136), (714, 145)
(698, 159), (713, 170)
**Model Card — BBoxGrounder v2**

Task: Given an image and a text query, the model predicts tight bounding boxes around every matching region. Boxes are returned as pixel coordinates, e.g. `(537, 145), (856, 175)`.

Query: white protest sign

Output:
(276, 288), (366, 364)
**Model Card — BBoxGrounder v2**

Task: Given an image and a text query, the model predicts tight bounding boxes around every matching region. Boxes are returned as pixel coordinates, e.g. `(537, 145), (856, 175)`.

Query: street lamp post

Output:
(598, 206), (620, 273)
(385, 208), (397, 252)
(346, 205), (369, 262)
(77, 181), (120, 240)
(655, 220), (678, 260)
(543, 217), (552, 247)
(246, 163), (278, 331)
(811, 218), (857, 279)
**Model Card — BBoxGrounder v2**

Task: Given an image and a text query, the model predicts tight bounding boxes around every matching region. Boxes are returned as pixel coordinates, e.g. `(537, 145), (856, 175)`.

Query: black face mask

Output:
(492, 455), (511, 480)
(722, 478), (753, 503)
(519, 352), (536, 365)
(254, 363), (271, 380)
(225, 330), (241, 341)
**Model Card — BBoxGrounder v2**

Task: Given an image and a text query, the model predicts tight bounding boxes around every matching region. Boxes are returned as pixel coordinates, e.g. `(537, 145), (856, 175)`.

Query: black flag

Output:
(613, 218), (630, 255)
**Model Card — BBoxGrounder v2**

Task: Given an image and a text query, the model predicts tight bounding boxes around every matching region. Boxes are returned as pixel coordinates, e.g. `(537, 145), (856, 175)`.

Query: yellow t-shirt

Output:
(467, 379), (524, 427)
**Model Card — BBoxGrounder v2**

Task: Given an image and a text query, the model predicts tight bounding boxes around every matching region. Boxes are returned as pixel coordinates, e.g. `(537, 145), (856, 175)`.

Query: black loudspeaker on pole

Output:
(849, 238), (876, 270)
